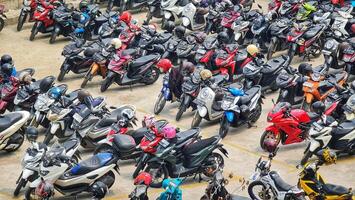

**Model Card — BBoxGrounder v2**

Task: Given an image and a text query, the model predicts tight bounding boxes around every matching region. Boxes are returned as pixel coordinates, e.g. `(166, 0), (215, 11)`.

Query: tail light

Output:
(107, 130), (116, 142)
(287, 35), (294, 42)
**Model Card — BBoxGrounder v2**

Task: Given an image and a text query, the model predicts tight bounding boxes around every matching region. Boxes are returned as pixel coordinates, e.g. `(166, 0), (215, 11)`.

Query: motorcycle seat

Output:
(127, 128), (147, 144)
(62, 138), (79, 152)
(269, 171), (294, 191)
(303, 25), (323, 39)
(332, 120), (355, 136)
(262, 57), (286, 74)
(183, 136), (218, 155)
(240, 87), (259, 104)
(323, 183), (350, 195)
(0, 113), (23, 132)
(130, 54), (160, 68)
(70, 153), (113, 175)
(113, 134), (136, 151)
(176, 128), (199, 146)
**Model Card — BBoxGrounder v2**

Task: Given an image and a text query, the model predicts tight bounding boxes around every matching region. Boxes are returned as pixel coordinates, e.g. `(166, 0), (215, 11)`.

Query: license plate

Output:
(73, 113), (83, 123)
(303, 82), (313, 88)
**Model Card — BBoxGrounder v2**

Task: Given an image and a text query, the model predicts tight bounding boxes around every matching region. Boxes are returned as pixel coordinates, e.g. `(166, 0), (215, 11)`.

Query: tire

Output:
(142, 67), (160, 85)
(259, 131), (280, 151)
(287, 45), (296, 65)
(81, 73), (91, 88)
(248, 181), (272, 200)
(49, 29), (57, 44)
(191, 111), (202, 128)
(98, 171), (115, 189)
(17, 10), (27, 31)
(311, 39), (323, 58)
(202, 152), (224, 177)
(14, 178), (26, 197)
(219, 116), (230, 138)
(154, 93), (166, 115)
(0, 17), (4, 32)
(29, 22), (39, 41)
(145, 163), (168, 188)
(100, 76), (113, 92)
(250, 103), (262, 123)
(5, 132), (25, 152)
(57, 69), (66, 82)
(300, 149), (313, 166)
(176, 103), (187, 121)
(267, 39), (277, 60)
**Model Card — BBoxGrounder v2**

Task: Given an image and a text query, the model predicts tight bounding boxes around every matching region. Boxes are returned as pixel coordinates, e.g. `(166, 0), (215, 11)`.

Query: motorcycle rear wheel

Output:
(17, 10), (28, 31)
(98, 171), (115, 189)
(250, 103), (262, 123)
(142, 67), (160, 85)
(248, 181), (274, 200)
(202, 152), (224, 177)
(5, 132), (25, 152)
(145, 163), (168, 188)
(154, 93), (166, 115)
(191, 111), (202, 128)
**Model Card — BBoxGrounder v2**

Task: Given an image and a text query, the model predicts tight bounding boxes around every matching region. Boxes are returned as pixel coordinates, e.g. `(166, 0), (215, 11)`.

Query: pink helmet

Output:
(161, 124), (176, 139)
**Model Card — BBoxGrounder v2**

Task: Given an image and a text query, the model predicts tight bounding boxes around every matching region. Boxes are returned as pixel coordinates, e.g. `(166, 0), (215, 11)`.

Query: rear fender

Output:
(183, 95), (192, 108)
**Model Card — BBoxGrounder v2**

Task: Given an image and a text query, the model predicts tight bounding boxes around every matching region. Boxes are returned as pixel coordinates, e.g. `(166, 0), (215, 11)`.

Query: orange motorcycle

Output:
(302, 71), (347, 111)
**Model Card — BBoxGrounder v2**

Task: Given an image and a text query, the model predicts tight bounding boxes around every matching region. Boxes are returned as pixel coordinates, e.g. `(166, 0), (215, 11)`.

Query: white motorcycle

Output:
(25, 147), (118, 199)
(231, 19), (250, 44)
(161, 0), (188, 26)
(191, 74), (229, 128)
(181, 0), (208, 31)
(331, 7), (353, 40)
(0, 111), (30, 152)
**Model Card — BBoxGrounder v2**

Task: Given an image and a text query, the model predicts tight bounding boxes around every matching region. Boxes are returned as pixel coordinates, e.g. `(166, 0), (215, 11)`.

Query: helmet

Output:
(217, 31), (229, 44)
(35, 181), (54, 198)
(0, 54), (13, 65)
(1, 63), (14, 77)
(311, 101), (325, 114)
(39, 76), (55, 93)
(298, 63), (312, 75)
(303, 3), (316, 11)
(77, 90), (91, 103)
(200, 69), (212, 81)
(157, 59), (173, 73)
(134, 172), (152, 186)
(48, 87), (63, 100)
(90, 181), (108, 199)
(79, 0), (89, 10)
(351, 24), (355, 34)
(83, 47), (97, 57)
(262, 135), (278, 153)
(163, 21), (175, 33)
(26, 126), (38, 142)
(111, 38), (122, 49)
(316, 148), (337, 164)
(18, 72), (32, 83)
(181, 61), (195, 76)
(246, 44), (259, 57)
(162, 124), (176, 139)
(174, 26), (186, 38)
(120, 11), (132, 25)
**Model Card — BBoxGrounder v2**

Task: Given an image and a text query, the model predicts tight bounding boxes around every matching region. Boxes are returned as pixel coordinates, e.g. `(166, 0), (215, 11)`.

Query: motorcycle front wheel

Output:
(300, 149), (313, 166)
(260, 131), (281, 151)
(13, 178), (27, 196)
(29, 21), (39, 41)
(154, 93), (166, 115)
(267, 39), (277, 60)
(17, 10), (28, 31)
(57, 69), (66, 82)
(49, 29), (58, 44)
(219, 116), (230, 138)
(100, 75), (114, 92)
(191, 111), (202, 128)
(81, 72), (92, 88)
(248, 181), (274, 200)
(176, 103), (187, 121)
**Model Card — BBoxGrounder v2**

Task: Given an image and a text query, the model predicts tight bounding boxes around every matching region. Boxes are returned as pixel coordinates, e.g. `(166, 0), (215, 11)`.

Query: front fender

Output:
(183, 95), (192, 107)
(22, 168), (34, 180)
(309, 139), (320, 153)
(225, 111), (234, 123)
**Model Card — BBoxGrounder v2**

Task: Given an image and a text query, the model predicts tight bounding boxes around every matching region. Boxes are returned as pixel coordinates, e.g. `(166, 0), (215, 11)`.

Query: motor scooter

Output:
(181, 1), (208, 31)
(17, 0), (37, 31)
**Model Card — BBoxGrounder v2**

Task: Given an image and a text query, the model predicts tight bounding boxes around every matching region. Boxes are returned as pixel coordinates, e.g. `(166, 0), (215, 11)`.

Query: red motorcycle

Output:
(0, 4), (6, 32)
(259, 101), (336, 151)
(17, 0), (37, 31)
(29, 0), (57, 41)
(268, 0), (282, 18)
(213, 44), (240, 81)
(221, 10), (240, 41)
(0, 78), (20, 114)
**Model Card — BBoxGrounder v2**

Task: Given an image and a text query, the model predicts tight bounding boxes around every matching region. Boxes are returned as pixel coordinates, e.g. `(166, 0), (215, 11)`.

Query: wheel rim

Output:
(144, 68), (158, 83)
(264, 131), (280, 145)
(252, 184), (272, 200)
(203, 153), (224, 177)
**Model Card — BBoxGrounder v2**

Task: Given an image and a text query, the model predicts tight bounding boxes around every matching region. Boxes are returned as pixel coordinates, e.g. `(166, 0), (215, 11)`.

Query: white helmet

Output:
(111, 38), (122, 49)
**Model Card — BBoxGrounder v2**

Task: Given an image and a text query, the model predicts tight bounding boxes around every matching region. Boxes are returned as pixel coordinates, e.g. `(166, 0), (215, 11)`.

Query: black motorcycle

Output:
(144, 135), (228, 188)
(162, 36), (182, 64)
(243, 56), (291, 92)
(176, 33), (203, 64)
(276, 71), (305, 108)
(49, 8), (74, 44)
(266, 18), (292, 59)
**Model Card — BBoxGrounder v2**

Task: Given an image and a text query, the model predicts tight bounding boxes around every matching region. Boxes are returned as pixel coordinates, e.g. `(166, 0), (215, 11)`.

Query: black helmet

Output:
(217, 31), (229, 44)
(39, 76), (55, 93)
(181, 61), (195, 76)
(0, 54), (13, 65)
(298, 63), (312, 75)
(311, 101), (325, 114)
(163, 21), (175, 33)
(90, 181), (108, 199)
(174, 26), (186, 38)
(84, 48), (97, 57)
(26, 127), (38, 142)
(1, 63), (14, 77)
(77, 90), (91, 103)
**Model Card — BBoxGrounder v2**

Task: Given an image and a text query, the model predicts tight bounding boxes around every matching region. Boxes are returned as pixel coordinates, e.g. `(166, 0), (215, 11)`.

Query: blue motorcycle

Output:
(154, 74), (173, 114)
(158, 178), (183, 200)
(219, 85), (263, 138)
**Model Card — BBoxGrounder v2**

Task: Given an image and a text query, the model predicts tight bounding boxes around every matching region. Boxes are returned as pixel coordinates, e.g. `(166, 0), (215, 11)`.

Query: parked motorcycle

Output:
(17, 0), (36, 31)
(0, 4), (7, 32)
(100, 53), (161, 92)
(248, 148), (306, 200)
(219, 86), (263, 138)
(49, 7), (74, 44)
(266, 18), (292, 59)
(181, 2), (208, 31)
(161, 0), (188, 26)
(0, 78), (20, 114)
(144, 135), (228, 188)
(0, 111), (30, 152)
(144, 0), (163, 24)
